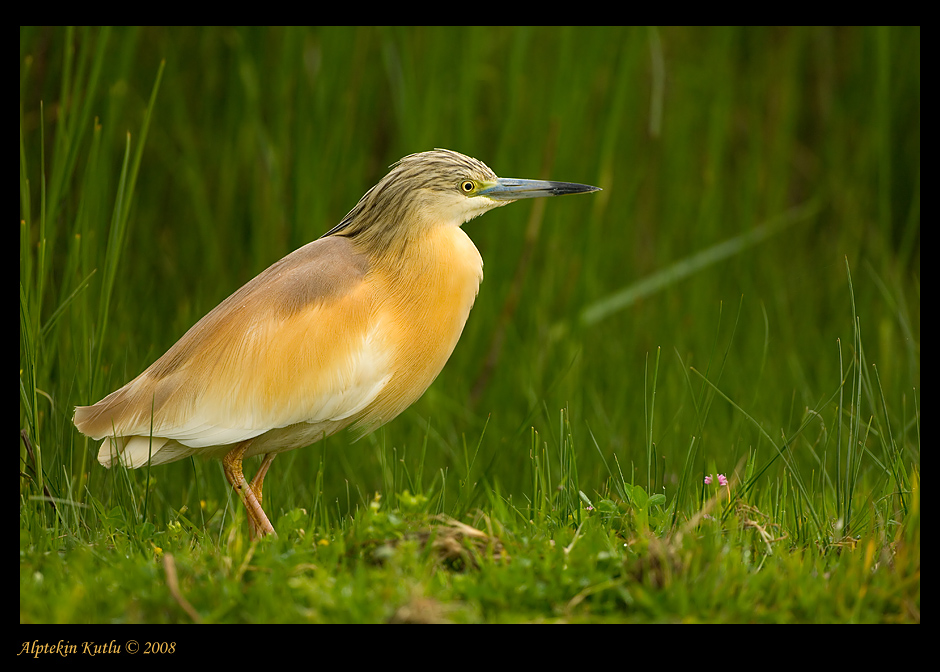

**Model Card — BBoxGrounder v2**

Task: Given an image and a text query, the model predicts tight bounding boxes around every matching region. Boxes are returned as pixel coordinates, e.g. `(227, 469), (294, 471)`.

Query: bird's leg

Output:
(246, 453), (277, 540)
(249, 453), (277, 505)
(222, 441), (276, 539)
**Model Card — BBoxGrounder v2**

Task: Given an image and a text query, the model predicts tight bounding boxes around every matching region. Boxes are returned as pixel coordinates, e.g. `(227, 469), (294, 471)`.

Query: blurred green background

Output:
(20, 27), (919, 533)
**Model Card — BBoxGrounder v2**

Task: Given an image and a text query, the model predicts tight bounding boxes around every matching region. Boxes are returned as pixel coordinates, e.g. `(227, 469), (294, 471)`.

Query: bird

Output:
(74, 148), (600, 539)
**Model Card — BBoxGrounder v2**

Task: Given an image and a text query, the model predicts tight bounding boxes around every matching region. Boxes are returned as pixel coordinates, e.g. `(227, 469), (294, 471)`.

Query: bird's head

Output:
(323, 148), (600, 254)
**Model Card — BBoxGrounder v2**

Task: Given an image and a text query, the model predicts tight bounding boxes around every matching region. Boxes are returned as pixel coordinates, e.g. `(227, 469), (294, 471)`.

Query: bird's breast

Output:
(352, 226), (483, 431)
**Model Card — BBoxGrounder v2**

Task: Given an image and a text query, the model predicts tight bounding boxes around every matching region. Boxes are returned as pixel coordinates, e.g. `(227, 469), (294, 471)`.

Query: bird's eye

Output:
(461, 180), (475, 193)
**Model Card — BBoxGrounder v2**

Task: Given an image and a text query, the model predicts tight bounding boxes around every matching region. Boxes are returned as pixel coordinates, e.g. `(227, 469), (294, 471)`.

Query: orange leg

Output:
(247, 453), (277, 540)
(222, 442), (276, 539)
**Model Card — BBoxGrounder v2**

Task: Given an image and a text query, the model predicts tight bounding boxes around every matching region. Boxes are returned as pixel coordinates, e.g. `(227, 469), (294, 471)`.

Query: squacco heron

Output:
(74, 149), (600, 539)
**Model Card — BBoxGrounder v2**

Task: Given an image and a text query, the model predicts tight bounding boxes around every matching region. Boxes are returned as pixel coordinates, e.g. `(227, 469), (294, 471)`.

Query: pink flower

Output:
(717, 474), (728, 487)
(704, 475), (712, 485)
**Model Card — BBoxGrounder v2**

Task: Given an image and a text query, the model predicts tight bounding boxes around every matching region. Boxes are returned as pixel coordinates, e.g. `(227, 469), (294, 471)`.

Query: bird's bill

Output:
(479, 178), (601, 201)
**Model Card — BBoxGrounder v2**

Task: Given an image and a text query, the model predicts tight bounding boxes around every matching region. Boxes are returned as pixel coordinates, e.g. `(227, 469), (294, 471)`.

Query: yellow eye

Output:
(461, 180), (475, 193)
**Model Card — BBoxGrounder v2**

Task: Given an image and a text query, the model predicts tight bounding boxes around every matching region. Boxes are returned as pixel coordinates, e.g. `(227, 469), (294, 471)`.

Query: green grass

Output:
(20, 26), (919, 624)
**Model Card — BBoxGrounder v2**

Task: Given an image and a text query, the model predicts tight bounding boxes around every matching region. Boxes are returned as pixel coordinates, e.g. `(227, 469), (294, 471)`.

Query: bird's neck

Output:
(364, 224), (483, 289)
